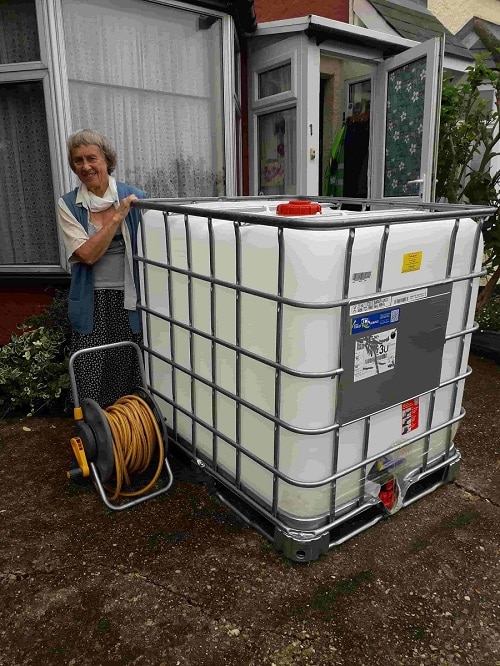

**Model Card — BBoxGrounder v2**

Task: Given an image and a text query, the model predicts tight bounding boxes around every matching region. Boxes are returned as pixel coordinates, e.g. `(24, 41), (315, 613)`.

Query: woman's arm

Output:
(70, 195), (138, 266)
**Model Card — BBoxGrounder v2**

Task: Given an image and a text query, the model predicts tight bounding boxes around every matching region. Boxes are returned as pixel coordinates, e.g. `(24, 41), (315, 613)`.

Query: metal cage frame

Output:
(132, 196), (495, 560)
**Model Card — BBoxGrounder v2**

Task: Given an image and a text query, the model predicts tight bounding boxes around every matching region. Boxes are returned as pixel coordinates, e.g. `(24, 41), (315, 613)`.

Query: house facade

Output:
(0, 0), (474, 342)
(427, 0), (499, 36)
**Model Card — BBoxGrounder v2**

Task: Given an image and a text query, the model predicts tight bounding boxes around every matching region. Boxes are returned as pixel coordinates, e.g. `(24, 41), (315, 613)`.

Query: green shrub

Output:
(0, 290), (71, 418)
(437, 53), (500, 310)
(476, 292), (500, 331)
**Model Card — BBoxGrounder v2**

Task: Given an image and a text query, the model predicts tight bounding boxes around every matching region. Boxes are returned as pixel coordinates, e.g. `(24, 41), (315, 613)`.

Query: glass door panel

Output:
(384, 56), (427, 197)
(258, 108), (296, 195)
(372, 37), (444, 202)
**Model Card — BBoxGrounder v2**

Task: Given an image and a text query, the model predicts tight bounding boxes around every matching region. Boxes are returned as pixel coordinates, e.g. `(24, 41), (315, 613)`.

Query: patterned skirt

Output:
(70, 290), (143, 408)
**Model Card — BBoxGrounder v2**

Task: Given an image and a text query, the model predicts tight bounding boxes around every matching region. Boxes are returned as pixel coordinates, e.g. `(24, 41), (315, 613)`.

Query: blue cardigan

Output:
(62, 181), (146, 334)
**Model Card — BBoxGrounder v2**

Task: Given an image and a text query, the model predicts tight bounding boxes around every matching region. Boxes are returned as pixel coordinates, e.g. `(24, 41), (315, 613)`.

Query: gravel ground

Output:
(0, 354), (499, 666)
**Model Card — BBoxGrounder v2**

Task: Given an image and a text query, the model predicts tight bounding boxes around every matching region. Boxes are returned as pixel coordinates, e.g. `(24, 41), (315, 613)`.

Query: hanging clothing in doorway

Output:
(343, 112), (370, 198)
(324, 124), (346, 197)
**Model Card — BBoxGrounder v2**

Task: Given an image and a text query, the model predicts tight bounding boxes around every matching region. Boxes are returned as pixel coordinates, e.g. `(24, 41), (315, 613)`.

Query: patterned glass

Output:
(0, 0), (40, 64)
(384, 57), (426, 197)
(258, 108), (296, 195)
(258, 64), (291, 99)
(0, 81), (58, 264)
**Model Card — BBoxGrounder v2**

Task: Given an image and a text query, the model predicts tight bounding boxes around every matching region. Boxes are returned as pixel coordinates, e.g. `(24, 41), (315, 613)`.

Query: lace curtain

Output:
(0, 0), (58, 265)
(0, 81), (59, 264)
(62, 0), (225, 198)
(258, 108), (296, 195)
(258, 63), (292, 99)
(0, 0), (39, 64)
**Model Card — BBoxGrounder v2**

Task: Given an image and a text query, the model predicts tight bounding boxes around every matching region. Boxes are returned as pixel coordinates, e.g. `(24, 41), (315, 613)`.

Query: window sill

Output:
(0, 272), (71, 287)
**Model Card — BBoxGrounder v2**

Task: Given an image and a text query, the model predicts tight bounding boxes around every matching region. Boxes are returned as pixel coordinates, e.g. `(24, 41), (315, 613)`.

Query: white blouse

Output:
(57, 176), (137, 311)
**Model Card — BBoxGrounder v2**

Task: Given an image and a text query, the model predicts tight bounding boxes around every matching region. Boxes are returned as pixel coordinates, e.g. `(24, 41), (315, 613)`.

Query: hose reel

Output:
(67, 341), (173, 511)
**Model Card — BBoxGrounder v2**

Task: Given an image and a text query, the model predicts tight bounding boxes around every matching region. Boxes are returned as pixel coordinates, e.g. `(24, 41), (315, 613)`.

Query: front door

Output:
(371, 37), (444, 202)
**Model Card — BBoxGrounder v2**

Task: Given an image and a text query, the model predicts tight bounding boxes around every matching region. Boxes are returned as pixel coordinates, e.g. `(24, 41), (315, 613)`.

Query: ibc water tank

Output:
(136, 197), (493, 561)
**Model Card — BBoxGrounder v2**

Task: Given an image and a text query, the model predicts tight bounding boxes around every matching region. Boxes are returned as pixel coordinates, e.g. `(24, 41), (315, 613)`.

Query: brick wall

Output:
(0, 287), (57, 345)
(254, 0), (349, 24)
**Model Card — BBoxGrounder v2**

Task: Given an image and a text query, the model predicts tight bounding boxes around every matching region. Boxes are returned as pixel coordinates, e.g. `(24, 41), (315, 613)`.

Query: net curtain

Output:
(0, 1), (58, 264)
(0, 81), (59, 264)
(258, 108), (296, 196)
(62, 0), (225, 198)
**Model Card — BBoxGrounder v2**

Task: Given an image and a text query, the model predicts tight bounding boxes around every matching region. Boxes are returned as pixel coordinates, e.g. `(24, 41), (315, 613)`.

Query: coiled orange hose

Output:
(102, 394), (165, 500)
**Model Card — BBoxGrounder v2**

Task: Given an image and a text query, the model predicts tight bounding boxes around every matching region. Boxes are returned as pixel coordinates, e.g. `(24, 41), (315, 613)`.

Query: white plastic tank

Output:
(137, 198), (485, 530)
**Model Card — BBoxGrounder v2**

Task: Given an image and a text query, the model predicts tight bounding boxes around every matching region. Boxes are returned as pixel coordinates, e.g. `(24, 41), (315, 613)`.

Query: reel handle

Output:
(90, 459), (174, 512)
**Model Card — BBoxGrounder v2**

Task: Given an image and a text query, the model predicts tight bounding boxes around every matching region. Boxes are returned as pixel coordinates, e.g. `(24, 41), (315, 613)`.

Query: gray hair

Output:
(67, 129), (117, 174)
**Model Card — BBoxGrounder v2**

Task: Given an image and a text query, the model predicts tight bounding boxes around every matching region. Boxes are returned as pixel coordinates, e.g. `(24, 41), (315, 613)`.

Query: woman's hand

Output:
(72, 194), (139, 266)
(112, 194), (138, 226)
(98, 194), (138, 230)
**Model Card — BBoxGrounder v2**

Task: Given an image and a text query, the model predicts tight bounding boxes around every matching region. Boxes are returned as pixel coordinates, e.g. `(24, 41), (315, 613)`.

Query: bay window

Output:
(62, 0), (225, 198)
(0, 0), (240, 272)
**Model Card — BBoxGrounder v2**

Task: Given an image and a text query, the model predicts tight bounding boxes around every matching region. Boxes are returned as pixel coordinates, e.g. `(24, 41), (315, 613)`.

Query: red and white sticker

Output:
(402, 398), (419, 435)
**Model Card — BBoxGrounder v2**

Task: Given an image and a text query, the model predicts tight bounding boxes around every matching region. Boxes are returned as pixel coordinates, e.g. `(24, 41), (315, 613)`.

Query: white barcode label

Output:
(391, 288), (428, 306)
(349, 296), (392, 316)
(350, 288), (427, 317)
(352, 271), (372, 283)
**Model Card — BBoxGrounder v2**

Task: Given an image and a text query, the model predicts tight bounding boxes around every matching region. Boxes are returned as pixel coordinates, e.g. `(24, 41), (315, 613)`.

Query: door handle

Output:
(407, 174), (425, 199)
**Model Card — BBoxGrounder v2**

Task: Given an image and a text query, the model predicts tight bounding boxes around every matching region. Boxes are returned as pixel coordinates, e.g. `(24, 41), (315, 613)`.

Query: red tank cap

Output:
(276, 200), (322, 216)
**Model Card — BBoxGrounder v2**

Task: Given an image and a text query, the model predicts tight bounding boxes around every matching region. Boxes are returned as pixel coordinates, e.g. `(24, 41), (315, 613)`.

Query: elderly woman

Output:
(57, 129), (146, 407)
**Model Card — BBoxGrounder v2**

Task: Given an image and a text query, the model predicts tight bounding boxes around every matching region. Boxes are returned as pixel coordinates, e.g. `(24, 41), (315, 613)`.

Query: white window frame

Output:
(252, 52), (298, 109)
(344, 74), (374, 118)
(343, 73), (375, 196)
(232, 28), (243, 195)
(249, 47), (300, 195)
(0, 0), (67, 273)
(222, 13), (239, 196)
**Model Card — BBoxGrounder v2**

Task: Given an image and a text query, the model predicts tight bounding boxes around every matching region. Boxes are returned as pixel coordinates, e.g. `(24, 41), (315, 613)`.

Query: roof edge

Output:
(194, 0), (256, 35)
(230, 0), (257, 34)
(256, 14), (418, 53)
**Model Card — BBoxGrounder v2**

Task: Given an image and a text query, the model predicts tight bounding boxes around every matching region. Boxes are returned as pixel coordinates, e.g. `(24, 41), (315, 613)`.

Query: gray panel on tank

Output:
(337, 284), (452, 425)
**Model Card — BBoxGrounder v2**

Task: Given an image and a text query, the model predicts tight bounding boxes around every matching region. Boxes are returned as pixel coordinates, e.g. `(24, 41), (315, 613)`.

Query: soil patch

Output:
(0, 355), (499, 666)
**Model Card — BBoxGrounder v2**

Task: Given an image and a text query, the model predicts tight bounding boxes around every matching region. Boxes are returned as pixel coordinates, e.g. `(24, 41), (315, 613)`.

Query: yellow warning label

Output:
(402, 251), (423, 273)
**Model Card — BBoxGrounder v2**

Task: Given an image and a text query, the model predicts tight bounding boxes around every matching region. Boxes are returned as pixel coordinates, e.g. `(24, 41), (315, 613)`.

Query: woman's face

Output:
(70, 144), (109, 195)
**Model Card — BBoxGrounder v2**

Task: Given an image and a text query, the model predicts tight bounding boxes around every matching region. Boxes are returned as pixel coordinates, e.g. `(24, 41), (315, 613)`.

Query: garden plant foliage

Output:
(475, 293), (500, 331)
(437, 54), (500, 310)
(0, 291), (71, 418)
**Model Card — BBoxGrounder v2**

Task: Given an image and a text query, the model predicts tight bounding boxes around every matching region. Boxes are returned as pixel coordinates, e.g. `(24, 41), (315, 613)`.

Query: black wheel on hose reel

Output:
(133, 387), (169, 454)
(78, 398), (115, 483)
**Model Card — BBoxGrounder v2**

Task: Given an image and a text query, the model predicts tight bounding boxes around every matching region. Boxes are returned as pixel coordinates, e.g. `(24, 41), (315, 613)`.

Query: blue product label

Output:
(351, 308), (400, 334)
